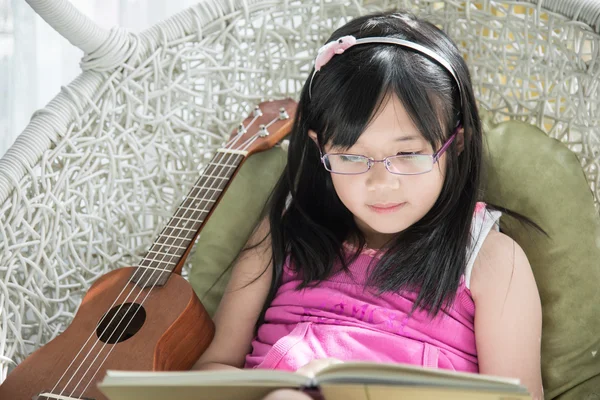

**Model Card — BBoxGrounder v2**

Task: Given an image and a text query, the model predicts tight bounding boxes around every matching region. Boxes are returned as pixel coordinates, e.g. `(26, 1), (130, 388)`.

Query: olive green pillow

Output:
(188, 117), (600, 399)
(188, 146), (287, 317)
(481, 116), (600, 399)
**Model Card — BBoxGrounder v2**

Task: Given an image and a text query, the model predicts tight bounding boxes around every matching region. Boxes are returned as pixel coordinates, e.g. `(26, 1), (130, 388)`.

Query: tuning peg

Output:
(279, 107), (289, 120)
(253, 105), (263, 117)
(237, 123), (246, 135)
(258, 124), (269, 137)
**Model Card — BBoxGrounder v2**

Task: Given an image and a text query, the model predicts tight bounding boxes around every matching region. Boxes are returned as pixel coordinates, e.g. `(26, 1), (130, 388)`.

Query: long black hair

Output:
(249, 10), (542, 325)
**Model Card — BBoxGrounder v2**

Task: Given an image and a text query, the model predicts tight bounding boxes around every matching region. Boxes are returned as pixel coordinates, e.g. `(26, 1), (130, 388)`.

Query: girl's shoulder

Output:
(469, 227), (532, 299)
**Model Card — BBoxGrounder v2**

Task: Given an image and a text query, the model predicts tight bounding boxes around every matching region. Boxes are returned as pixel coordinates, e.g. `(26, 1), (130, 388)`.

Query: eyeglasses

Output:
(319, 132), (457, 175)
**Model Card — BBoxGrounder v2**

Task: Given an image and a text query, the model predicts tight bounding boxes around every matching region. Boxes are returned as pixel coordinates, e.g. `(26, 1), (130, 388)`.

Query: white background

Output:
(0, 0), (200, 158)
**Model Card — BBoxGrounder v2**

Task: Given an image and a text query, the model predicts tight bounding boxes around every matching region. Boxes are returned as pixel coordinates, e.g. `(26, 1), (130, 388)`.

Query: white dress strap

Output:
(464, 203), (502, 289)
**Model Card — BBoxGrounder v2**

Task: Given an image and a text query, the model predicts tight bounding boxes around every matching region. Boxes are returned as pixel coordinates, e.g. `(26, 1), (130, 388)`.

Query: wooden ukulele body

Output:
(0, 267), (214, 400)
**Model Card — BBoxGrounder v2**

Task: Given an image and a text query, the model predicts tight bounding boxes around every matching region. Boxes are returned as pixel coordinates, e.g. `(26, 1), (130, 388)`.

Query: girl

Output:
(193, 10), (544, 400)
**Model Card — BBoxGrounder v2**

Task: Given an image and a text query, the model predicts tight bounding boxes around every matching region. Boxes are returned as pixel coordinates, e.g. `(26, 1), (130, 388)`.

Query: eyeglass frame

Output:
(317, 127), (460, 176)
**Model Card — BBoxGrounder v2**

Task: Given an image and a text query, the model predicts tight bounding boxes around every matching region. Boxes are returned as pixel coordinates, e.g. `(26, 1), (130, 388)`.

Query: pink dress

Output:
(244, 202), (501, 373)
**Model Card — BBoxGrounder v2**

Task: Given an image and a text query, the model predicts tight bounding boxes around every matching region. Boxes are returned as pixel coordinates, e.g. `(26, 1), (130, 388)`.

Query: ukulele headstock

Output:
(227, 98), (297, 156)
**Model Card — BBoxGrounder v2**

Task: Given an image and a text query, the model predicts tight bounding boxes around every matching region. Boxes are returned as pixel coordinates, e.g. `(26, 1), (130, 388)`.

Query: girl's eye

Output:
(397, 151), (423, 156)
(339, 155), (365, 162)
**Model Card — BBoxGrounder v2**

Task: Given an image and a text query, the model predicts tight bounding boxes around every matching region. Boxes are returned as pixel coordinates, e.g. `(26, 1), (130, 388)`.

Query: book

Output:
(98, 361), (531, 400)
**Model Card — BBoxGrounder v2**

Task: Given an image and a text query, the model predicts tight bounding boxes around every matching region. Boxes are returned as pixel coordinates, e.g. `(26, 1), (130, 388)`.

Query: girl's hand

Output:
(296, 357), (344, 378)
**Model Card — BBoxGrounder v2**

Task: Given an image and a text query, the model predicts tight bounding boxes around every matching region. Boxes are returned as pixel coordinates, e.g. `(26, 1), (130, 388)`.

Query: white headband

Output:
(308, 35), (463, 110)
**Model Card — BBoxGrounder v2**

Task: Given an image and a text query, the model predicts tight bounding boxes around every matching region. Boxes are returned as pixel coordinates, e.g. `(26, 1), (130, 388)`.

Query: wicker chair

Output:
(1, 0), (599, 398)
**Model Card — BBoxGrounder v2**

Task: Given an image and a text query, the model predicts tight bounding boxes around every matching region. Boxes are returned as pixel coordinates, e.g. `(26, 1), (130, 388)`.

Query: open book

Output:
(98, 361), (531, 400)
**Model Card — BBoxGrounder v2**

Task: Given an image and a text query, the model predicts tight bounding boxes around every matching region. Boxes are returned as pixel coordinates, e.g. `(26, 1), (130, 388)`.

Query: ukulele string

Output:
(75, 132), (264, 397)
(63, 111), (273, 397)
(50, 129), (247, 398)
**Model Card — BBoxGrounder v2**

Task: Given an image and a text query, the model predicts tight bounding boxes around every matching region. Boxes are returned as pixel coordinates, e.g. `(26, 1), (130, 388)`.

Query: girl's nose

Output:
(366, 160), (400, 191)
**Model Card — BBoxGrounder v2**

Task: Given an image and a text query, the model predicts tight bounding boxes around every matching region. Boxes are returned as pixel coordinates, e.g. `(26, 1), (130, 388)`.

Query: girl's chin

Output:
(360, 218), (413, 236)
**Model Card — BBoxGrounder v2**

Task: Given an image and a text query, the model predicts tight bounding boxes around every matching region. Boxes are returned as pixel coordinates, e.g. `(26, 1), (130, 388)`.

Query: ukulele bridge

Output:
(35, 392), (95, 400)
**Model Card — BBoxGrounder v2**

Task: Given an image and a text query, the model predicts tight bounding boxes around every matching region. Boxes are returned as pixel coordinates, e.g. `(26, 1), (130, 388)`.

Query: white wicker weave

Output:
(0, 0), (599, 384)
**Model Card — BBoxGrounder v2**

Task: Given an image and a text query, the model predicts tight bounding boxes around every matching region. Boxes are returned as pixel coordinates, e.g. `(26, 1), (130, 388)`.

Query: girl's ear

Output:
(308, 129), (319, 145)
(455, 127), (465, 154)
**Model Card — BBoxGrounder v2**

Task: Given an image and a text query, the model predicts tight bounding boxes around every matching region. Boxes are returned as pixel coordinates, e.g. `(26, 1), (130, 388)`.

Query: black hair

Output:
(245, 10), (545, 327)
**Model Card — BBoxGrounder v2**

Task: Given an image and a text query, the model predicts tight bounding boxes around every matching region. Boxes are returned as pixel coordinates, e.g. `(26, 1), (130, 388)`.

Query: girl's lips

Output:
(368, 202), (406, 214)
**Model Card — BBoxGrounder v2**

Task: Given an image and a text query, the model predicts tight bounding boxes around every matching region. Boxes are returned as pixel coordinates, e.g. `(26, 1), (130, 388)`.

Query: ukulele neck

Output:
(130, 150), (246, 288)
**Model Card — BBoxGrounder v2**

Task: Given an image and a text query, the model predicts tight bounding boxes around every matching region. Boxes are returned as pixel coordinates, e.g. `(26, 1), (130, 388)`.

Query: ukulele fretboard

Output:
(131, 152), (245, 287)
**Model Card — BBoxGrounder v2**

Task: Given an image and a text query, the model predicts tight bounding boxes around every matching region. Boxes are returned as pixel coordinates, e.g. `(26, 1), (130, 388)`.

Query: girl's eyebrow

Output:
(396, 135), (420, 141)
(351, 135), (421, 148)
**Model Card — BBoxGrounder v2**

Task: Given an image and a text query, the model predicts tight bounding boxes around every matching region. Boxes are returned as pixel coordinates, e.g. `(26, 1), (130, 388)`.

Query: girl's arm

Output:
(470, 230), (543, 400)
(192, 218), (273, 370)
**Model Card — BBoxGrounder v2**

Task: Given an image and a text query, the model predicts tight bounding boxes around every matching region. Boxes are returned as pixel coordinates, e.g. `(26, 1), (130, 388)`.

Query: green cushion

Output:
(188, 146), (287, 317)
(188, 114), (600, 399)
(481, 114), (600, 399)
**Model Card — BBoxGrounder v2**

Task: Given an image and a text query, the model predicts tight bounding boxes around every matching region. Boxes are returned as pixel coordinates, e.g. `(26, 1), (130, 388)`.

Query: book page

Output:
(315, 362), (525, 392)
(100, 384), (297, 400)
(320, 384), (531, 400)
(101, 369), (308, 386)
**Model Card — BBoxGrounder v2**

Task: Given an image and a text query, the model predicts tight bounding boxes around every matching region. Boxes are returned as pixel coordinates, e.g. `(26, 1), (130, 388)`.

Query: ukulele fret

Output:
(207, 161), (238, 168)
(137, 264), (172, 273)
(177, 206), (211, 213)
(167, 226), (196, 232)
(170, 215), (204, 223)
(145, 249), (185, 258)
(199, 173), (229, 180)
(190, 186), (223, 192)
(149, 242), (188, 251)
(181, 198), (215, 207)
(155, 233), (194, 242)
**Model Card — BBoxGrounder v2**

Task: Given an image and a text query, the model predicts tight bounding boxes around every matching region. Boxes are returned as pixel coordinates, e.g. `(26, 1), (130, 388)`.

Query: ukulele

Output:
(0, 98), (297, 400)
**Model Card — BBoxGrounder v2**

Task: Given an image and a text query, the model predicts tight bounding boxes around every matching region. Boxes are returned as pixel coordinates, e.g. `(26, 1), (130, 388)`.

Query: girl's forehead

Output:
(356, 95), (425, 144)
(367, 95), (417, 129)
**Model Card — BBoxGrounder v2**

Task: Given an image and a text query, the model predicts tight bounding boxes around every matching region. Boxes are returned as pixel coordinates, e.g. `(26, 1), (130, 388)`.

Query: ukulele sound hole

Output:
(96, 303), (146, 344)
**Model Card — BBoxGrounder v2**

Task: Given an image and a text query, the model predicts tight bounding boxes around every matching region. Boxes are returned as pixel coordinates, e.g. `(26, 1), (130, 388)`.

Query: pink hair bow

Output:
(315, 35), (358, 71)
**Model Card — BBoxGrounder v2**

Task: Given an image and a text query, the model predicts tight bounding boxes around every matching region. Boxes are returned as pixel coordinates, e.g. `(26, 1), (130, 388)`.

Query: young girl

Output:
(193, 10), (543, 400)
